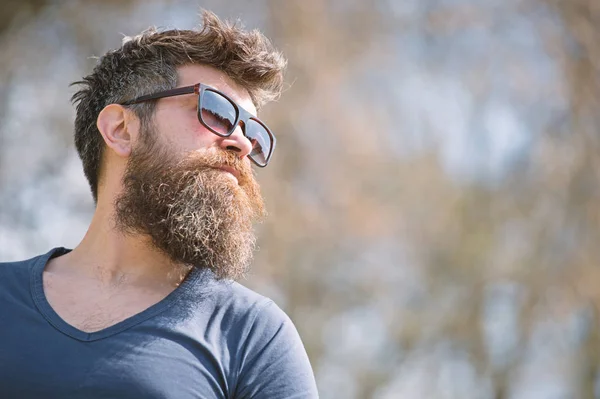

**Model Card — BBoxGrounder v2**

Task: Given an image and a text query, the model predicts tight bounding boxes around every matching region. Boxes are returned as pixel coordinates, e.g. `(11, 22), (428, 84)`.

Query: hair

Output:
(71, 10), (287, 203)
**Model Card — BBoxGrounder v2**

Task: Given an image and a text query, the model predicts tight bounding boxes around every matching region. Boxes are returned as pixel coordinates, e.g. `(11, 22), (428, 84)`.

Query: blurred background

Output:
(1, 0), (599, 397)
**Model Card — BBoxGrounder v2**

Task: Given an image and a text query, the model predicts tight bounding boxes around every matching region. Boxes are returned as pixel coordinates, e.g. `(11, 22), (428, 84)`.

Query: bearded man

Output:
(0, 11), (318, 398)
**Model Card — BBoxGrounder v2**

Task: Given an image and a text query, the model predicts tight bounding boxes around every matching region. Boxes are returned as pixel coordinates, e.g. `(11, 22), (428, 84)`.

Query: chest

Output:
(0, 326), (229, 398)
(43, 273), (171, 333)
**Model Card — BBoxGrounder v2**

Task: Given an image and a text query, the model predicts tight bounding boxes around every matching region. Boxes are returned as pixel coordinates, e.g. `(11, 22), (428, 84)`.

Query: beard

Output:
(113, 132), (265, 281)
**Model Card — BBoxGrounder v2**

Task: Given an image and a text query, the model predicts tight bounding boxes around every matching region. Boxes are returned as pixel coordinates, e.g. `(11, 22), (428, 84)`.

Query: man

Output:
(0, 10), (318, 398)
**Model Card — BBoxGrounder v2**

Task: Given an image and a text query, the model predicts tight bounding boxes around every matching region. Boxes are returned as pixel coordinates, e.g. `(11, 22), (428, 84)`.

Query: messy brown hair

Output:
(71, 10), (287, 203)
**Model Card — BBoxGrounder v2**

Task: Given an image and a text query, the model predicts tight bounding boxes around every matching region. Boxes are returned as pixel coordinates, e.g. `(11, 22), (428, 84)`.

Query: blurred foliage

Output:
(0, 0), (599, 398)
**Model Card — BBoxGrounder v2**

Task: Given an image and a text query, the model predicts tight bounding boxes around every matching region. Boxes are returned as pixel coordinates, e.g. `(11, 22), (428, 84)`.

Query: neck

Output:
(51, 198), (191, 289)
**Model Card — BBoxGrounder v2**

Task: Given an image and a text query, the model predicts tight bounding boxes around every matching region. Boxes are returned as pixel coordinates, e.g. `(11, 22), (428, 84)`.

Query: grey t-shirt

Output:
(0, 247), (318, 398)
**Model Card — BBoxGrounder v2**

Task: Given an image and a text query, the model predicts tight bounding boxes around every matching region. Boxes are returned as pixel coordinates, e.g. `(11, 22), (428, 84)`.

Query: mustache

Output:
(173, 150), (254, 187)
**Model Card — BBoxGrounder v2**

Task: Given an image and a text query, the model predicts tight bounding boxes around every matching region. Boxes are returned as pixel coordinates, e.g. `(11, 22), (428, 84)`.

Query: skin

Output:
(43, 64), (257, 333)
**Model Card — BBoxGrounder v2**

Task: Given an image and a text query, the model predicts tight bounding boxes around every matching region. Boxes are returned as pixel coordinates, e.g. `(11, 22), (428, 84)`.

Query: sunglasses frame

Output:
(119, 83), (275, 167)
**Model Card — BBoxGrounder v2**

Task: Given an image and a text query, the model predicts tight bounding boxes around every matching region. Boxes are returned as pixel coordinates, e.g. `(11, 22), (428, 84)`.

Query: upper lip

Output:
(213, 165), (241, 181)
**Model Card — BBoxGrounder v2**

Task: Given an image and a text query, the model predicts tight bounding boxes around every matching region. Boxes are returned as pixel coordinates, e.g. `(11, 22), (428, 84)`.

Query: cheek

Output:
(158, 111), (220, 152)
(188, 125), (221, 150)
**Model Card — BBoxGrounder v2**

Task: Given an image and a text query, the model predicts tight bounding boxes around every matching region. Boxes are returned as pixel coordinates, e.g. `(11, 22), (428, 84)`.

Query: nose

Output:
(218, 122), (253, 159)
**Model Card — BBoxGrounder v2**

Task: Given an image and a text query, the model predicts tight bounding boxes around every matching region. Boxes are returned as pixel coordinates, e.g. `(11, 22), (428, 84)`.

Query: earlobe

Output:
(97, 104), (135, 158)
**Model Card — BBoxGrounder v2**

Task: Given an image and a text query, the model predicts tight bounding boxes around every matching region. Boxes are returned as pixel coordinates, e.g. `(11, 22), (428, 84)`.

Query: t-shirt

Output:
(0, 247), (318, 398)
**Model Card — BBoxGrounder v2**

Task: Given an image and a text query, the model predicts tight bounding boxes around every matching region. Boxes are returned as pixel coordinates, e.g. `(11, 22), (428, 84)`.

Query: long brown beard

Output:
(114, 135), (265, 280)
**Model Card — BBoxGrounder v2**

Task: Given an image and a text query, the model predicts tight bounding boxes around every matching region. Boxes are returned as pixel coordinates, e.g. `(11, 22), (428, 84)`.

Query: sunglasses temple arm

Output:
(121, 85), (198, 105)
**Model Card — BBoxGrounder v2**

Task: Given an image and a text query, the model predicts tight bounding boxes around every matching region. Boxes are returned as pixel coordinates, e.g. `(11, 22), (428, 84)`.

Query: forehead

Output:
(177, 64), (257, 116)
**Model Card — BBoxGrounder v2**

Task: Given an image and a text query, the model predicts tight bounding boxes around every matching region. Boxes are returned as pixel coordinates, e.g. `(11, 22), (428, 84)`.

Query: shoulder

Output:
(0, 253), (43, 277)
(188, 277), (299, 350)
(225, 281), (294, 337)
(0, 257), (35, 269)
(201, 278), (286, 327)
(218, 283), (318, 397)
(0, 249), (57, 303)
(179, 275), (319, 397)
(0, 247), (68, 281)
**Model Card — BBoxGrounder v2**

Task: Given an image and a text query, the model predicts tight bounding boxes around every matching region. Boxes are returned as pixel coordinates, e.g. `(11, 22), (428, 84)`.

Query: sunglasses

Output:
(119, 83), (275, 167)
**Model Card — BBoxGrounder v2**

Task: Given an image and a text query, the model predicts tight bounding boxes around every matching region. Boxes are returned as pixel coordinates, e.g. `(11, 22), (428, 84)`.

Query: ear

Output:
(97, 104), (138, 158)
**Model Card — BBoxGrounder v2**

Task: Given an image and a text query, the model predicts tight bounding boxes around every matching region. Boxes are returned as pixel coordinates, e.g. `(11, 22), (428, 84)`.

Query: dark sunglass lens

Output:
(200, 90), (237, 135)
(246, 119), (272, 166)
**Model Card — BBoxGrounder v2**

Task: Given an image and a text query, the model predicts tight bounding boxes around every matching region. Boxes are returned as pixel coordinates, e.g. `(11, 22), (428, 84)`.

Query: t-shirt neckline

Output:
(30, 247), (203, 342)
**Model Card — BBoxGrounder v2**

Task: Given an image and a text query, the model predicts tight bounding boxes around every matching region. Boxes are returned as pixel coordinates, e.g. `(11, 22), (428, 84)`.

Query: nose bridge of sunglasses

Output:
(221, 118), (244, 137)
(235, 109), (258, 136)
(220, 119), (247, 141)
(237, 119), (247, 133)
